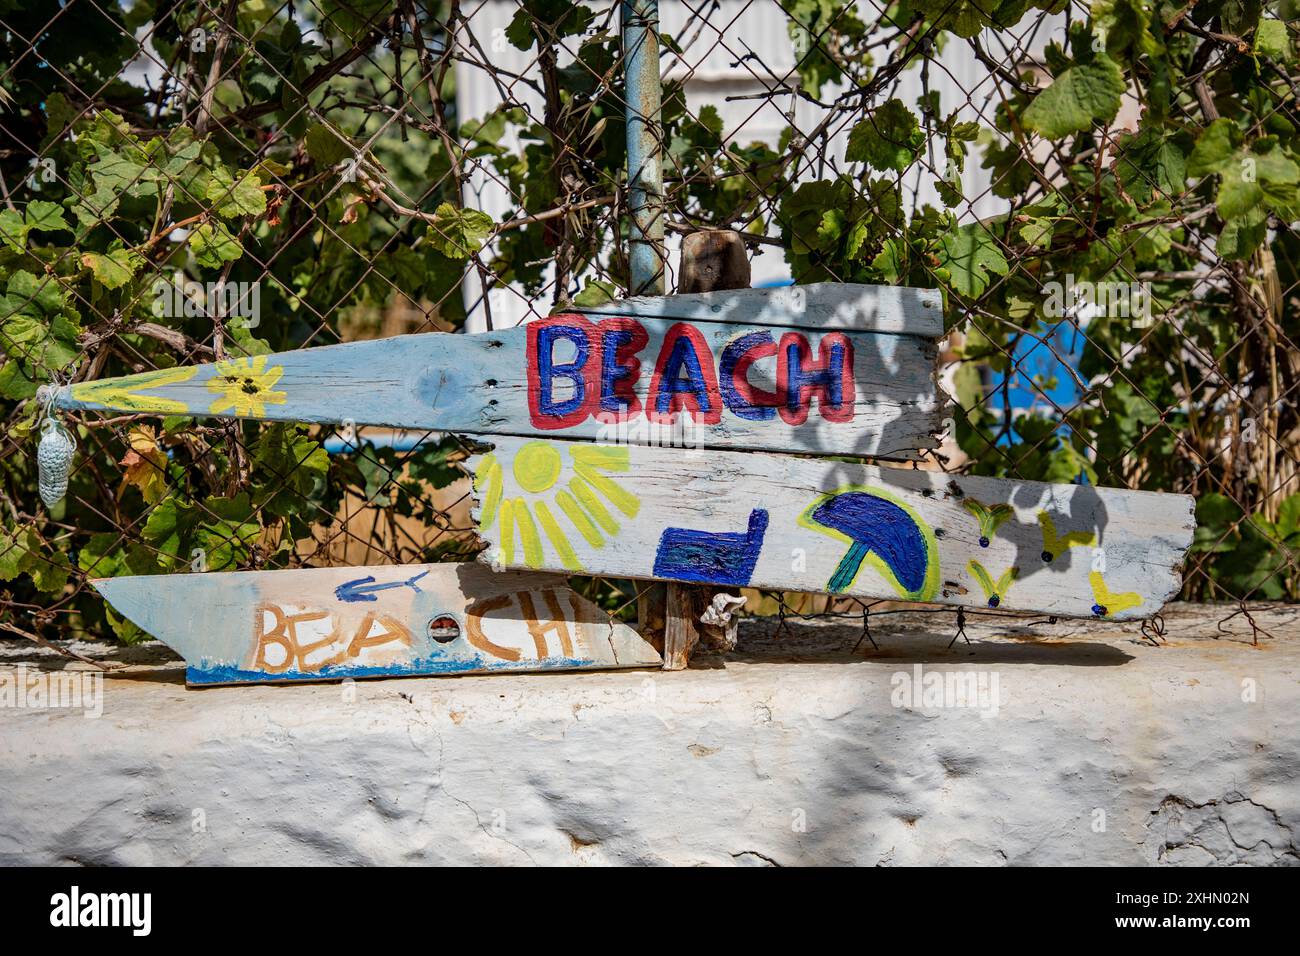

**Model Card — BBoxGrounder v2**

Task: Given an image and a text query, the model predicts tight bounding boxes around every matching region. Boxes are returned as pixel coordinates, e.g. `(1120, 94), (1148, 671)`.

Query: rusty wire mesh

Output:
(0, 0), (1296, 652)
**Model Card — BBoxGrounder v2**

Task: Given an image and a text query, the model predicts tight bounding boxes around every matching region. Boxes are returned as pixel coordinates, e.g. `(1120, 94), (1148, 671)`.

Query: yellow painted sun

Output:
(207, 355), (287, 417)
(474, 441), (640, 571)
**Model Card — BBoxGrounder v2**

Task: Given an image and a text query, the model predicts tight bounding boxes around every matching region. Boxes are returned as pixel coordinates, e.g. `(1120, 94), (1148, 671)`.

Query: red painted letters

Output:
(526, 315), (855, 430)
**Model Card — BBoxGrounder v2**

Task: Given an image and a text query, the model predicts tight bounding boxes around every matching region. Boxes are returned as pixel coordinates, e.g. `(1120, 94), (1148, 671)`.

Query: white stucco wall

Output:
(2, 604), (1296, 866)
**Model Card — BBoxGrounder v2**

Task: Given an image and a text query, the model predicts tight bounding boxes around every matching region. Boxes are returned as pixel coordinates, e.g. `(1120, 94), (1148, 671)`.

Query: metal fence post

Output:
(622, 0), (673, 654)
(622, 0), (665, 296)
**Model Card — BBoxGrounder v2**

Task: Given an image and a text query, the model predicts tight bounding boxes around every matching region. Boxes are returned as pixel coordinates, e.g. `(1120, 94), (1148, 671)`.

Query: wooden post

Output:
(660, 229), (751, 670)
(677, 229), (751, 295)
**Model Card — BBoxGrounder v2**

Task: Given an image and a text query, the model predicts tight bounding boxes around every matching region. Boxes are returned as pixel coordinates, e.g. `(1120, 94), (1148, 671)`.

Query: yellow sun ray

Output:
(535, 501), (583, 570)
(474, 441), (641, 569)
(569, 476), (619, 535)
(573, 460), (640, 517)
(474, 453), (503, 529)
(512, 496), (544, 567)
(499, 498), (516, 565)
(570, 444), (631, 471)
(555, 489), (605, 548)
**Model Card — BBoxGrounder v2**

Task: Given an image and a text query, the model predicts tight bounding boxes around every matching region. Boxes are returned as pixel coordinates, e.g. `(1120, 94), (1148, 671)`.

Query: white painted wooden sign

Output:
(468, 437), (1195, 621)
(62, 281), (1194, 637)
(94, 562), (661, 685)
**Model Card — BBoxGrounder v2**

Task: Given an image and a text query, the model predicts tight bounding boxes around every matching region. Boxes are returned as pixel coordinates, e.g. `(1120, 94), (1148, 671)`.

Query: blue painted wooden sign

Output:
(55, 284), (946, 460)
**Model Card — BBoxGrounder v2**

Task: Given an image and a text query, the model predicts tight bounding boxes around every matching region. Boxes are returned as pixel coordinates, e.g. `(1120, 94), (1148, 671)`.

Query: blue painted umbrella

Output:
(806, 491), (930, 596)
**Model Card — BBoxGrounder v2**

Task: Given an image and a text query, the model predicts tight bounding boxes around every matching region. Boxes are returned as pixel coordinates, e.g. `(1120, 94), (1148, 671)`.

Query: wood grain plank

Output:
(58, 311), (946, 459)
(93, 562), (661, 685)
(576, 283), (943, 337)
(468, 438), (1195, 621)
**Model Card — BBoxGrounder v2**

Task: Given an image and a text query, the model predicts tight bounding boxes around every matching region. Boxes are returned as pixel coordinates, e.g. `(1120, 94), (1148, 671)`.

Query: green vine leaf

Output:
(81, 245), (143, 289)
(425, 203), (495, 259)
(191, 221), (244, 267)
(1023, 56), (1126, 138)
(846, 99), (924, 173)
(939, 223), (1009, 298)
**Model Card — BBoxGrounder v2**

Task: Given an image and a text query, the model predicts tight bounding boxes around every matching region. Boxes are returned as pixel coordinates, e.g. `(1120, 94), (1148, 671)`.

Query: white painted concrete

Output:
(2, 604), (1296, 865)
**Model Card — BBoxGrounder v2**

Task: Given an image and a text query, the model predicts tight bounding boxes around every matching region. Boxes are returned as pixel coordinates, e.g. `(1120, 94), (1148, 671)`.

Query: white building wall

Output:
(454, 2), (1064, 330)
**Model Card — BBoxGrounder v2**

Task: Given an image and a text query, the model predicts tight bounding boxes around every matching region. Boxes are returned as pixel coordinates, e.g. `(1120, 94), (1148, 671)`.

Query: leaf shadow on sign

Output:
(799, 455), (1122, 613)
(684, 288), (1130, 610)
(670, 286), (949, 462)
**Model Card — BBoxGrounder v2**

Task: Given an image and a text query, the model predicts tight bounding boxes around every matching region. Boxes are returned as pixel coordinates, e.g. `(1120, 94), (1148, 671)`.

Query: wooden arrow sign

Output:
(468, 437), (1196, 621)
(64, 280), (1193, 631)
(94, 562), (661, 685)
(55, 284), (946, 460)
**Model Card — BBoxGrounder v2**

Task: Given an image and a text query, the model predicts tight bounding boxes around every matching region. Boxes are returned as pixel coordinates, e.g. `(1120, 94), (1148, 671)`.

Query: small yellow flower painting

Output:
(207, 355), (287, 418)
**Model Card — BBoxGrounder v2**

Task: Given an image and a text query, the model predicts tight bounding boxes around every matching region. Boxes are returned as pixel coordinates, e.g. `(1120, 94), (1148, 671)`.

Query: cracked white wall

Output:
(1, 604), (1296, 866)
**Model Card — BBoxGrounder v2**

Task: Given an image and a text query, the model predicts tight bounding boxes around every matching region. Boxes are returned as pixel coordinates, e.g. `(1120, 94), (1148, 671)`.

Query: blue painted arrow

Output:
(335, 569), (430, 603)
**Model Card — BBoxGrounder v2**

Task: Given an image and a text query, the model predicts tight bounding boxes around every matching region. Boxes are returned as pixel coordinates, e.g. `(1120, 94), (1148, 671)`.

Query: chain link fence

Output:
(0, 0), (1296, 653)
